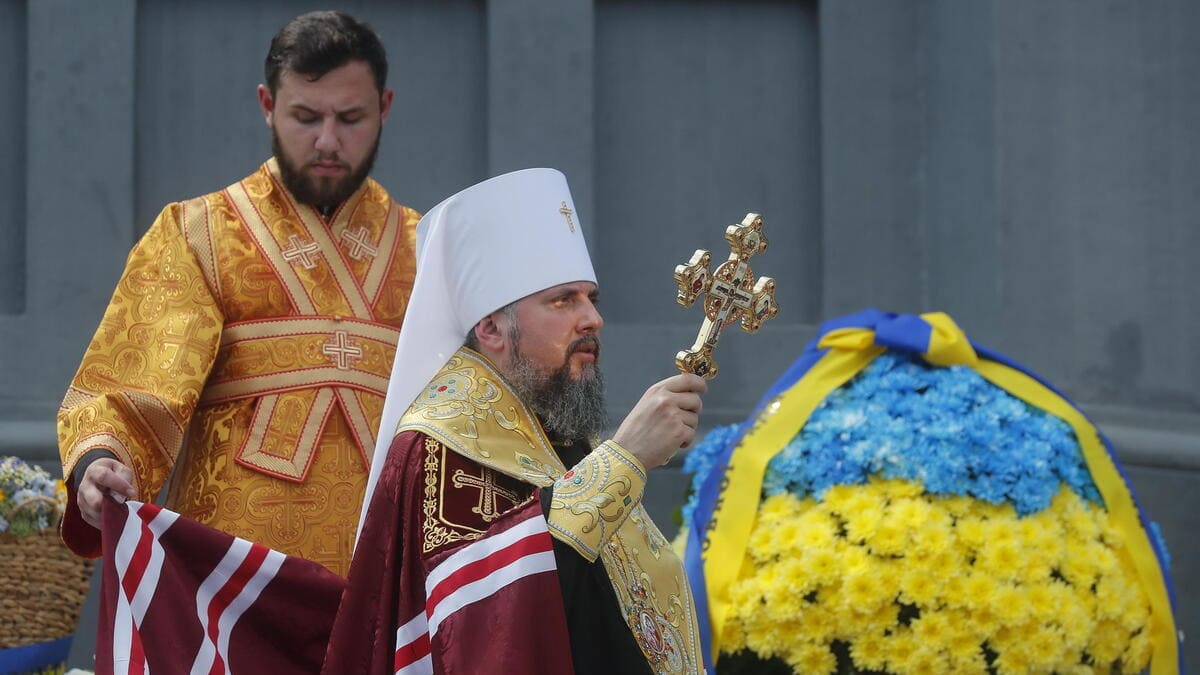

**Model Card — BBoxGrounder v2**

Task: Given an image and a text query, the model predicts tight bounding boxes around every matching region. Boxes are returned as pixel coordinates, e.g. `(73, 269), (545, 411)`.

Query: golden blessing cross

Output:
(673, 213), (779, 379)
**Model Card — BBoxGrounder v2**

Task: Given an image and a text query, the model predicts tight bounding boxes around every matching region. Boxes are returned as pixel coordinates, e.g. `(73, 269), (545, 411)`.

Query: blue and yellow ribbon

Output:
(682, 309), (1180, 673)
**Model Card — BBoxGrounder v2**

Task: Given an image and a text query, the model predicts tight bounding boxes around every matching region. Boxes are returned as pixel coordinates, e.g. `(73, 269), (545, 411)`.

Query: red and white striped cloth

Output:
(96, 500), (344, 675)
(391, 506), (557, 675)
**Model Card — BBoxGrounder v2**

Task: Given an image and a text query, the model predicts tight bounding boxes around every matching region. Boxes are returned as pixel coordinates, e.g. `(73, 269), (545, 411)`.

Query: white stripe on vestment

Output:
(112, 502), (177, 675)
(423, 515), (546, 594)
(394, 612), (429, 653)
(426, 550), (556, 637)
(393, 611), (432, 675)
(190, 538), (286, 675)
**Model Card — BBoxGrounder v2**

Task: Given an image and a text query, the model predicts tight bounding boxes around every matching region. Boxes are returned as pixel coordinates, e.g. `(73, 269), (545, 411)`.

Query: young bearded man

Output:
(326, 169), (707, 674)
(58, 11), (420, 576)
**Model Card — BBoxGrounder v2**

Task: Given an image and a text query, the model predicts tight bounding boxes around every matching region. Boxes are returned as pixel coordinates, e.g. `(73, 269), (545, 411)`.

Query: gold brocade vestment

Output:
(397, 349), (705, 673)
(57, 158), (420, 576)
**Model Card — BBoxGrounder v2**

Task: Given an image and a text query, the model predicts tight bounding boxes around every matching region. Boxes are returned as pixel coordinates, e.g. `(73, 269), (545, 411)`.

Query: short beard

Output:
(272, 127), (379, 210)
(506, 327), (608, 445)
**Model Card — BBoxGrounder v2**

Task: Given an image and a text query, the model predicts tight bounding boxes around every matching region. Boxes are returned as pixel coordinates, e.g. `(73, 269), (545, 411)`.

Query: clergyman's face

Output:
(502, 281), (607, 442)
(259, 60), (393, 209)
(509, 281), (604, 381)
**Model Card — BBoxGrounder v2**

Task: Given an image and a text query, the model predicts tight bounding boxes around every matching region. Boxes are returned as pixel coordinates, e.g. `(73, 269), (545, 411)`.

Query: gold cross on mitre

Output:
(673, 213), (779, 379)
(559, 201), (575, 232)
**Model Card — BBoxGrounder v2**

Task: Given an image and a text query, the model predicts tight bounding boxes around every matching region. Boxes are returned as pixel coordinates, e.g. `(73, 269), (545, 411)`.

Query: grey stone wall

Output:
(1, 0), (1196, 670)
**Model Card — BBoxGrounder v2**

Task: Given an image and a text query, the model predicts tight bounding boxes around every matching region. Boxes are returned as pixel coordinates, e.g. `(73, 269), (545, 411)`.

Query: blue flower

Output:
(684, 352), (1107, 518)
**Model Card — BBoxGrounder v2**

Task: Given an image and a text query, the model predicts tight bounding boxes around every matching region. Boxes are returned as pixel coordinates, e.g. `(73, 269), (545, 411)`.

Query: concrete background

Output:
(1, 0), (1196, 670)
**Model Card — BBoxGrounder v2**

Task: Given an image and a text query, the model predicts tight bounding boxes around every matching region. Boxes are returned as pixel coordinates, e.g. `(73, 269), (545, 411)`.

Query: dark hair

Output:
(264, 11), (388, 95)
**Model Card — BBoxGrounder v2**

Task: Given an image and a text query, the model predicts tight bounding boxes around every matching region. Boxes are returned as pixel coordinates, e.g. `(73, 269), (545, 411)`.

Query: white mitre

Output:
(358, 168), (596, 540)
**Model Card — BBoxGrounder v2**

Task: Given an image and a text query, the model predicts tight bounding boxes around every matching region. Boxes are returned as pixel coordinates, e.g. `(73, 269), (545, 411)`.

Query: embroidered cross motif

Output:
(281, 234), (322, 269)
(159, 313), (211, 376)
(322, 330), (363, 370)
(339, 226), (379, 261)
(672, 213), (779, 379)
(452, 467), (521, 522)
(250, 489), (321, 538)
(559, 201), (575, 233)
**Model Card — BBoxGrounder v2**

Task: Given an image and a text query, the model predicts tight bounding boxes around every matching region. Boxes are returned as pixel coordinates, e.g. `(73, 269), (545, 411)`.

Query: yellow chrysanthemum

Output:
(868, 521), (906, 556)
(1026, 625), (1068, 669)
(903, 646), (949, 674)
(977, 538), (1022, 581)
(796, 604), (836, 642)
(992, 584), (1030, 624)
(841, 568), (888, 614)
(796, 510), (838, 549)
(882, 630), (918, 671)
(1122, 628), (1154, 673)
(899, 568), (939, 607)
(844, 505), (884, 543)
(758, 492), (800, 524)
(1087, 619), (1128, 664)
(786, 643), (836, 675)
(878, 477), (923, 500)
(848, 632), (887, 671)
(992, 648), (1033, 675)
(801, 546), (840, 585)
(910, 520), (953, 557)
(953, 515), (987, 551)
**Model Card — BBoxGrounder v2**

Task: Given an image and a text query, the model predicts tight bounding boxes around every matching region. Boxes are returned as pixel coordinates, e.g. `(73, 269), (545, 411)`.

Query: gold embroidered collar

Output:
(396, 348), (566, 486)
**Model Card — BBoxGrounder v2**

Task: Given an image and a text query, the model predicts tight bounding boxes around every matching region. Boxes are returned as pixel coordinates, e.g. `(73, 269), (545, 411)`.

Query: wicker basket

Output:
(0, 530), (94, 649)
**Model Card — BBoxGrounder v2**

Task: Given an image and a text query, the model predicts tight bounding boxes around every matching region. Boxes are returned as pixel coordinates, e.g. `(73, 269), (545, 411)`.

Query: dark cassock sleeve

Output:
(324, 431), (576, 675)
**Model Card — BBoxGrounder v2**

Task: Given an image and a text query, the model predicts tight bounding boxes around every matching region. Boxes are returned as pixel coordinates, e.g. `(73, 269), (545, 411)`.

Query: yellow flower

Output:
(757, 492), (800, 524)
(910, 520), (953, 557)
(976, 538), (1021, 581)
(796, 510), (838, 549)
(769, 519), (804, 553)
(1121, 628), (1153, 673)
(848, 632), (888, 671)
(1026, 625), (1067, 669)
(888, 496), (931, 532)
(878, 477), (923, 499)
(992, 584), (1030, 625)
(841, 568), (888, 613)
(868, 521), (906, 556)
(899, 568), (938, 607)
(0, 488), (6, 504)
(844, 505), (884, 543)
(992, 648), (1033, 675)
(912, 610), (951, 643)
(959, 572), (999, 609)
(953, 516), (987, 550)
(904, 646), (949, 674)
(786, 643), (836, 675)
(882, 630), (918, 672)
(801, 547), (840, 586)
(1087, 619), (1128, 664)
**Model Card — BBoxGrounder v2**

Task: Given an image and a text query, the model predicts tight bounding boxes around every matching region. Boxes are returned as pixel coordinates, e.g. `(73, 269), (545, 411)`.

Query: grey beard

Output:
(507, 344), (608, 444)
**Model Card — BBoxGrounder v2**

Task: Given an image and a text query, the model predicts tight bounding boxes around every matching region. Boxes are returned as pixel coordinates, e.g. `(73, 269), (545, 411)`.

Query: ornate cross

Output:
(559, 201), (575, 233)
(452, 467), (521, 522)
(672, 213), (779, 379)
(322, 330), (363, 370)
(339, 226), (378, 261)
(281, 234), (322, 269)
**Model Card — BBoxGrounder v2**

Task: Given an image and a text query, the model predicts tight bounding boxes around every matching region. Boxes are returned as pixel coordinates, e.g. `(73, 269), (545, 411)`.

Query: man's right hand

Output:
(77, 458), (136, 529)
(612, 373), (708, 470)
